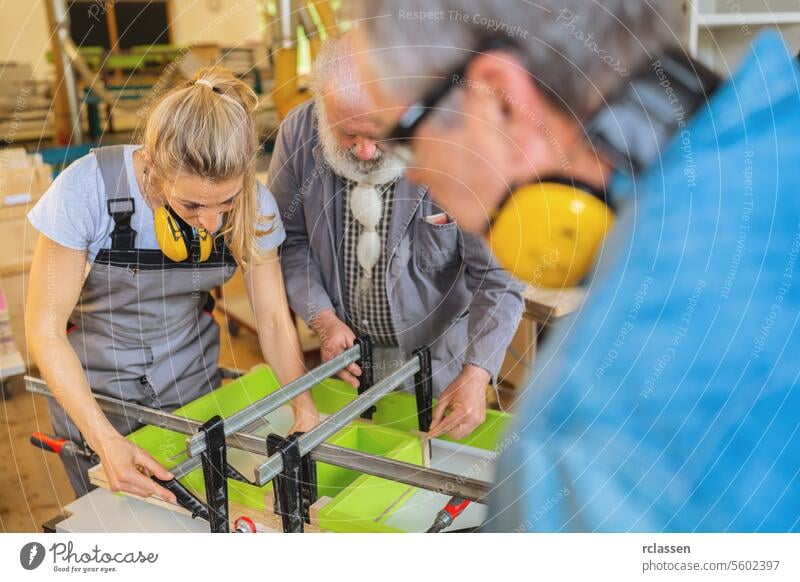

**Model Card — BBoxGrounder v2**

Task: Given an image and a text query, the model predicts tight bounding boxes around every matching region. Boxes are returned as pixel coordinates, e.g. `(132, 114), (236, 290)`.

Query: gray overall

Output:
(49, 145), (237, 497)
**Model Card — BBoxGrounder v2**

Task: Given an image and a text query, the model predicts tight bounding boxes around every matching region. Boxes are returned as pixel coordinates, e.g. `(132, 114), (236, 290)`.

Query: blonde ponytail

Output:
(140, 66), (274, 268)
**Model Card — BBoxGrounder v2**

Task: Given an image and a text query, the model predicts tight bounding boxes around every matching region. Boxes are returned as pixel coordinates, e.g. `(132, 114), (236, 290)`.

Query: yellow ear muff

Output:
(197, 227), (213, 262)
(154, 206), (189, 262)
(488, 181), (615, 288)
(154, 206), (214, 263)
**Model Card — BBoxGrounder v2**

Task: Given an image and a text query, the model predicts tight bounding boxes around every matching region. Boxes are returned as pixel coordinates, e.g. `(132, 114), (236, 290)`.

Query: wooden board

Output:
(524, 285), (586, 324)
(0, 275), (25, 377)
(0, 271), (29, 367)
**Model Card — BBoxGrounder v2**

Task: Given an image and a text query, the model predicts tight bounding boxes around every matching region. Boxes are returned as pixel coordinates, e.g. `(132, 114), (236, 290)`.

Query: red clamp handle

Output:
(30, 432), (67, 455)
(443, 497), (471, 519)
(234, 516), (257, 533)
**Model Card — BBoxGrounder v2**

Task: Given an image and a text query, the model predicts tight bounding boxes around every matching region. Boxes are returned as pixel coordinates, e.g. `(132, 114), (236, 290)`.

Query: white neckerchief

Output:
(350, 179), (393, 296)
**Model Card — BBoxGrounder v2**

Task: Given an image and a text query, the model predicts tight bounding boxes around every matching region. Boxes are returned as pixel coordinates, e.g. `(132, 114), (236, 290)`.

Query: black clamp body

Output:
(199, 415), (230, 533)
(153, 476), (210, 521)
(355, 335), (376, 420)
(412, 346), (433, 433)
(266, 433), (318, 533)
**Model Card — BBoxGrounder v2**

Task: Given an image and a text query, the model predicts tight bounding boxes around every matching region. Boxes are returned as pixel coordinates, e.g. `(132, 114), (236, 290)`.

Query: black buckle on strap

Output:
(106, 197), (136, 251)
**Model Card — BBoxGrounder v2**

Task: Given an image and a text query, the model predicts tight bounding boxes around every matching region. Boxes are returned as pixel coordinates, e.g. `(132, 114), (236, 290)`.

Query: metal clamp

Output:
(186, 345), (363, 458)
(256, 357), (421, 486)
(199, 415), (229, 533)
(292, 431), (318, 522)
(412, 346), (433, 433)
(266, 433), (305, 533)
(153, 476), (210, 521)
(26, 375), (490, 503)
(355, 335), (376, 420)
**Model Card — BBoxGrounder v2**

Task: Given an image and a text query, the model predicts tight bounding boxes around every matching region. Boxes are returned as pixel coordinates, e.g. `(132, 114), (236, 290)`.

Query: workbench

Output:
(53, 488), (209, 533)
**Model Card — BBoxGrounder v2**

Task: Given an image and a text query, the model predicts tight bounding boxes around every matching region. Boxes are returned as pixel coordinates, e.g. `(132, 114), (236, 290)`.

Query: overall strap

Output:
(94, 145), (137, 251)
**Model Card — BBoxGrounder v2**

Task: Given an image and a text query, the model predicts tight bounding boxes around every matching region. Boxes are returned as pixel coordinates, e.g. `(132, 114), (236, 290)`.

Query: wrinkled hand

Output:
(428, 365), (491, 440)
(312, 309), (361, 387)
(90, 433), (177, 503)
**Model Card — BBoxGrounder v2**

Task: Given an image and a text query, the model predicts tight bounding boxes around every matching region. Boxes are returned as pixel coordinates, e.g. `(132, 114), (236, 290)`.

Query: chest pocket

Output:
(414, 218), (461, 271)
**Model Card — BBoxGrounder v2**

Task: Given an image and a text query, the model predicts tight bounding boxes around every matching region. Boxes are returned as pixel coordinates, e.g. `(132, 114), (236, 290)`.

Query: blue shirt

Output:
(489, 31), (800, 532)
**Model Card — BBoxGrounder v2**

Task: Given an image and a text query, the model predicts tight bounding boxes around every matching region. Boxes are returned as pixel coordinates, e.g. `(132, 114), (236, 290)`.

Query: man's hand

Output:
(311, 309), (361, 387)
(89, 432), (177, 503)
(428, 365), (492, 440)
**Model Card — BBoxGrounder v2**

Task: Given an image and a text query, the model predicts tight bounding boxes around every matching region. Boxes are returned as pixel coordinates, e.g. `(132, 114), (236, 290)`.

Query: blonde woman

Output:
(25, 68), (318, 503)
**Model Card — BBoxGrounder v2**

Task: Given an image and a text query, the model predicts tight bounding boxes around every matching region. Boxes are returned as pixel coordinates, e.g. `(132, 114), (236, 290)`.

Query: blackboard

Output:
(67, 1), (171, 50)
(114, 2), (170, 49)
(68, 1), (111, 49)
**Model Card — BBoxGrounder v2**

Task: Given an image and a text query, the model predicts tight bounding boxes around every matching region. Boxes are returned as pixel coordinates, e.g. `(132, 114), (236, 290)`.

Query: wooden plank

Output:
(523, 285), (586, 324)
(0, 273), (27, 372)
(308, 496), (332, 527)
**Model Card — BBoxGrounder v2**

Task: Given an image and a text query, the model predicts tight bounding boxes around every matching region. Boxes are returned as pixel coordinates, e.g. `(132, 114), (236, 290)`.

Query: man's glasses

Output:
(380, 39), (512, 163)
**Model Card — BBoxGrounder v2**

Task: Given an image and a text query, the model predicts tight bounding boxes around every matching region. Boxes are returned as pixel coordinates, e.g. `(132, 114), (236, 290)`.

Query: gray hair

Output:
(309, 33), (370, 109)
(350, 0), (683, 121)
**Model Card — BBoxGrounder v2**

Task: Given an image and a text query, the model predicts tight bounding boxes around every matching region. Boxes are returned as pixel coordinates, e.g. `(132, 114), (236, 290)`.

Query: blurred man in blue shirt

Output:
(351, 0), (800, 531)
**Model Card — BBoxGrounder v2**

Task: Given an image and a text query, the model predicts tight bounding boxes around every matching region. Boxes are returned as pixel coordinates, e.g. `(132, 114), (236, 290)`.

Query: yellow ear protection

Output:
(153, 206), (213, 263)
(489, 179), (614, 288)
(486, 48), (719, 288)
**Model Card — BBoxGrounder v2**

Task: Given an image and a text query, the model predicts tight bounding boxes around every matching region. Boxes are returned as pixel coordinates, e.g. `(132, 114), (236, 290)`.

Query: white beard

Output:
(315, 99), (405, 186)
(315, 99), (404, 297)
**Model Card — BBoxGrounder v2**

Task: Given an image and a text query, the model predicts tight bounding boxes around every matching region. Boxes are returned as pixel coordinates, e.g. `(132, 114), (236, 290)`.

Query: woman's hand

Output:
(289, 402), (321, 434)
(90, 433), (177, 503)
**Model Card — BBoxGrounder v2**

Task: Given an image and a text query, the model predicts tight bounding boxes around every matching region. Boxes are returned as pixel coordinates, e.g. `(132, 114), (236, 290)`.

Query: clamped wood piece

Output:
(266, 433), (306, 533)
(355, 335), (377, 420)
(412, 346), (433, 433)
(199, 415), (230, 533)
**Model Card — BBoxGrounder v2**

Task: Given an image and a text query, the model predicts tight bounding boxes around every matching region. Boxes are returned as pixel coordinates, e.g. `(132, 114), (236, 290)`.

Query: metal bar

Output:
(25, 374), (491, 503)
(255, 358), (420, 485)
(185, 345), (361, 457)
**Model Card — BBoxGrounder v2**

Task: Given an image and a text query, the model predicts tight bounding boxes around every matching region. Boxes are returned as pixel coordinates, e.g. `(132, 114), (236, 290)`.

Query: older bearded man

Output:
(269, 34), (524, 439)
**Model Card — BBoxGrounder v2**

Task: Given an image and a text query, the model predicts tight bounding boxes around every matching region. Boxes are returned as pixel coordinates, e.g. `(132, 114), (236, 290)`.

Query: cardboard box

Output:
(0, 152), (52, 278)
(0, 163), (52, 206)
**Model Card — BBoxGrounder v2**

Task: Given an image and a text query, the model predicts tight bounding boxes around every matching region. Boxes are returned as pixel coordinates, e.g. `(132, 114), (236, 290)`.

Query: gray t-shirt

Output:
(28, 144), (286, 262)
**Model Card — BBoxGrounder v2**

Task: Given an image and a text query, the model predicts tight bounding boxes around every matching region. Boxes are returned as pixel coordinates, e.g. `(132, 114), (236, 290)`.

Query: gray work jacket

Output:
(269, 102), (524, 393)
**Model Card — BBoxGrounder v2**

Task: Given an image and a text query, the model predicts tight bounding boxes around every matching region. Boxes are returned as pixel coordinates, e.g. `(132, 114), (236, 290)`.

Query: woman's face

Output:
(157, 171), (244, 232)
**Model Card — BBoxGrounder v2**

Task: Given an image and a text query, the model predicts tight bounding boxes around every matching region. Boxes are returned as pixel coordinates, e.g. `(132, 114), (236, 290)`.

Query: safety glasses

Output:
(380, 39), (512, 163)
